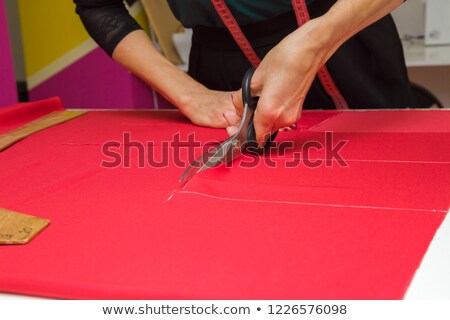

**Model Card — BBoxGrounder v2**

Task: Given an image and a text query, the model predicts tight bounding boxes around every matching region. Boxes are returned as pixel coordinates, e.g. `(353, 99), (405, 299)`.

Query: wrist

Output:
(297, 17), (345, 65)
(175, 85), (206, 114)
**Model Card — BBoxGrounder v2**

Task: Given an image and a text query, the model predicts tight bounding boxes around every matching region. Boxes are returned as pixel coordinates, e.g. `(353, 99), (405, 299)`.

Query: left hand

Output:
(225, 0), (405, 146)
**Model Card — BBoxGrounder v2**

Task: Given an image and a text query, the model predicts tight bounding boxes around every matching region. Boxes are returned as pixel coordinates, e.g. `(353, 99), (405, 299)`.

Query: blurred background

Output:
(1, 0), (449, 109)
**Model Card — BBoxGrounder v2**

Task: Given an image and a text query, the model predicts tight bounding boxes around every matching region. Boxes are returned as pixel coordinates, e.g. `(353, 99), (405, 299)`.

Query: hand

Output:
(179, 88), (238, 128)
(235, 19), (328, 146)
(225, 0), (405, 146)
(223, 90), (301, 138)
(224, 20), (328, 145)
(112, 30), (241, 129)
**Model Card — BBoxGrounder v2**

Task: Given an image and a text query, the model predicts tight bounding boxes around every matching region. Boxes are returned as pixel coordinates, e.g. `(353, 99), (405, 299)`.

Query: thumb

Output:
(253, 105), (277, 148)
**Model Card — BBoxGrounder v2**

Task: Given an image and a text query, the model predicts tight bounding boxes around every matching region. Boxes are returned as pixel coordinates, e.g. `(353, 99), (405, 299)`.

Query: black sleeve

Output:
(74, 0), (143, 56)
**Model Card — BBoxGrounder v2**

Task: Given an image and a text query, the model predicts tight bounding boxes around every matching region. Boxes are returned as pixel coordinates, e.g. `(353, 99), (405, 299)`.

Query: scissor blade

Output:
(177, 69), (256, 187)
(179, 136), (241, 185)
(178, 154), (211, 186)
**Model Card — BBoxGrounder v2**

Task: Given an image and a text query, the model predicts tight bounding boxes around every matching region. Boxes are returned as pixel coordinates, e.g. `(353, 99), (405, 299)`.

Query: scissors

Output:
(179, 68), (278, 185)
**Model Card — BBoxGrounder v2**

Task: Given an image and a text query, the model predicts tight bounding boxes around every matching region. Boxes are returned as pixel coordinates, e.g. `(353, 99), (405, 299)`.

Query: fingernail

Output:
(226, 127), (233, 136)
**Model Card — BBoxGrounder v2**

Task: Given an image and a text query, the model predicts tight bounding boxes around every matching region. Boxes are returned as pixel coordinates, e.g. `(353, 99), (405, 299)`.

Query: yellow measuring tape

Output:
(0, 110), (86, 244)
(0, 208), (50, 245)
(0, 110), (86, 152)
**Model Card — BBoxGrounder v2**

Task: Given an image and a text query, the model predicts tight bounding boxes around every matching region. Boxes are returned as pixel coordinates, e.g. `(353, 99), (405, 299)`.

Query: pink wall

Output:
(29, 47), (173, 109)
(0, 0), (17, 107)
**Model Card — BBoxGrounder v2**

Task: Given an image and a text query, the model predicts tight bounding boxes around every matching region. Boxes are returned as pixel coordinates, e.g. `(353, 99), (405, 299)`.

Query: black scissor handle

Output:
(242, 68), (278, 153)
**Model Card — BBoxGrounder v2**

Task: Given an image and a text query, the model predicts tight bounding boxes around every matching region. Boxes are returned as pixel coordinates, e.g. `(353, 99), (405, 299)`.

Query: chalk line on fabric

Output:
(305, 112), (342, 131)
(271, 157), (450, 165)
(170, 190), (448, 214)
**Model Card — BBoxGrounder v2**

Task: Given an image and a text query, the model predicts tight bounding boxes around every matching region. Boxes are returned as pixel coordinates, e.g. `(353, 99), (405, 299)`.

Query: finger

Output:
(231, 89), (244, 117)
(226, 126), (239, 137)
(253, 106), (277, 148)
(254, 87), (304, 145)
(223, 110), (241, 127)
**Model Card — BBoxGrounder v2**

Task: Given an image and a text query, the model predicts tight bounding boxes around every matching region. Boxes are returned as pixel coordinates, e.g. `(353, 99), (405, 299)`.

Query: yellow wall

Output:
(18, 1), (149, 77)
(18, 1), (90, 76)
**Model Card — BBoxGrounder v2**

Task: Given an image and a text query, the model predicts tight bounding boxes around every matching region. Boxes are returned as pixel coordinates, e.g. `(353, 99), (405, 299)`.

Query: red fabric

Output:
(0, 107), (449, 299)
(0, 97), (64, 134)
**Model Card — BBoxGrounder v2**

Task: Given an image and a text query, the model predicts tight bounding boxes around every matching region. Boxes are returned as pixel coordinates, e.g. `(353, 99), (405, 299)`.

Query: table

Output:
(403, 40), (450, 67)
(0, 98), (449, 299)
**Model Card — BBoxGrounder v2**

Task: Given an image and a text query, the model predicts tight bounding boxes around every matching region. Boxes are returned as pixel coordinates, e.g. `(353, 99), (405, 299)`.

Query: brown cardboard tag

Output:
(0, 208), (50, 245)
(0, 110), (86, 152)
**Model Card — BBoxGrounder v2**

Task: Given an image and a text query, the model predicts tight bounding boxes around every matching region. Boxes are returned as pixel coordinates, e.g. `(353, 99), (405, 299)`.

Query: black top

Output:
(74, 0), (406, 57)
(73, 0), (315, 56)
(167, 0), (315, 28)
(74, 0), (143, 56)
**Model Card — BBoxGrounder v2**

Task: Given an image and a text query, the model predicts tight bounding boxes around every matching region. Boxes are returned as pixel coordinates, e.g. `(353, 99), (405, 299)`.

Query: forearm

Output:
(111, 29), (206, 111)
(75, 1), (235, 128)
(75, 0), (205, 113)
(298, 0), (404, 64)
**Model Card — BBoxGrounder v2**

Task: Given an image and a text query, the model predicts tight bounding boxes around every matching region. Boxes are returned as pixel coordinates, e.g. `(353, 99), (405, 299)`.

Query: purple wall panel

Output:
(0, 0), (17, 107)
(29, 47), (174, 110)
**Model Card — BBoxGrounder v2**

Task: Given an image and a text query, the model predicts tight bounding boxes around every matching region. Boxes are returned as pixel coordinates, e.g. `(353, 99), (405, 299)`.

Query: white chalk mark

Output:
(173, 190), (448, 214)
